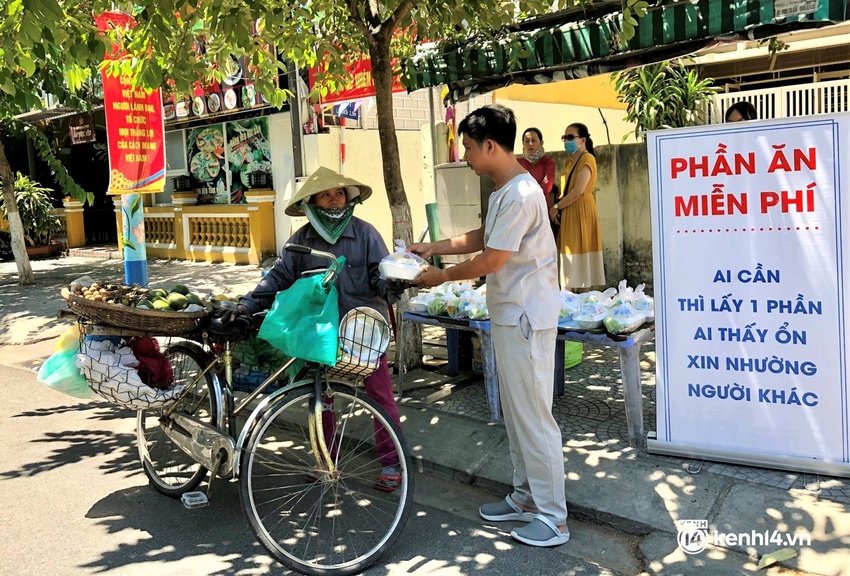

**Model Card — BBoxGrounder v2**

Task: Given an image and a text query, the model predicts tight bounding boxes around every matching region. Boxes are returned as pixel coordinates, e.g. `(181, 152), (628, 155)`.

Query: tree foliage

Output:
(0, 0), (106, 283)
(0, 173), (61, 246)
(614, 59), (719, 141)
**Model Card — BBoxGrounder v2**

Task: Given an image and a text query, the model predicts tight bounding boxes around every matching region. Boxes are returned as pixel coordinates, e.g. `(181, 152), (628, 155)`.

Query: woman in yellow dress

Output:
(548, 122), (605, 290)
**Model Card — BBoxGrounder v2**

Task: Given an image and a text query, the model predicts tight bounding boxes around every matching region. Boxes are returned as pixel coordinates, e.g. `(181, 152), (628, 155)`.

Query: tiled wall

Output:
(360, 89), (492, 131)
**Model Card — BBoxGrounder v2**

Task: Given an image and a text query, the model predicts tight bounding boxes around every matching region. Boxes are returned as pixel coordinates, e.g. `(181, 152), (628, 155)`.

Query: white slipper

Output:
(510, 514), (570, 547)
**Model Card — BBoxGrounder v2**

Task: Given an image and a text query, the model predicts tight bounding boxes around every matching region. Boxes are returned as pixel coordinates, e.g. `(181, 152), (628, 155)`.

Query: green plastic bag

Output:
(258, 273), (340, 366)
(37, 348), (96, 399)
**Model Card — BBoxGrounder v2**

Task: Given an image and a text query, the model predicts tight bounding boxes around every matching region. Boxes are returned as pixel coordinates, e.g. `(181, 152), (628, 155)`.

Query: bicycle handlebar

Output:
(284, 243), (340, 288)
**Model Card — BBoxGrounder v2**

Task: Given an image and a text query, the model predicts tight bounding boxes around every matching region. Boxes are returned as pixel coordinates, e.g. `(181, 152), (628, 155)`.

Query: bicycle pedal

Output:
(181, 491), (209, 509)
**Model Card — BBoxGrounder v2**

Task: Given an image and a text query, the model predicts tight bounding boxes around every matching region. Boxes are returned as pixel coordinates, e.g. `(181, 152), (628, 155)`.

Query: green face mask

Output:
(303, 201), (357, 244)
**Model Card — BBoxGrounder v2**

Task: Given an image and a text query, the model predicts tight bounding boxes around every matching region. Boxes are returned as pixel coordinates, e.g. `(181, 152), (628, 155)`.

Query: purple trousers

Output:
(322, 354), (402, 468)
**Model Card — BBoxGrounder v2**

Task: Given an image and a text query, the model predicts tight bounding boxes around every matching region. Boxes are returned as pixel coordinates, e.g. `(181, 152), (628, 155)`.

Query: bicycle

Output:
(126, 244), (414, 575)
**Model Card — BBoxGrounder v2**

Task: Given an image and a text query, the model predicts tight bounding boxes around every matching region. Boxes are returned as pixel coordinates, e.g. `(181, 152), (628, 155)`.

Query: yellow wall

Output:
(312, 127), (429, 249)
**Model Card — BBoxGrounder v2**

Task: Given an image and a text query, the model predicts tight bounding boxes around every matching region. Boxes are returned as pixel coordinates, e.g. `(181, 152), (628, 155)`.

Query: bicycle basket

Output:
(78, 339), (185, 410)
(326, 307), (391, 380)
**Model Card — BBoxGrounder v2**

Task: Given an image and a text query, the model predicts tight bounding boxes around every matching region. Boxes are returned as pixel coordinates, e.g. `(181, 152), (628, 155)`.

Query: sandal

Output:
(479, 496), (537, 522)
(374, 466), (402, 493)
(510, 514), (570, 547)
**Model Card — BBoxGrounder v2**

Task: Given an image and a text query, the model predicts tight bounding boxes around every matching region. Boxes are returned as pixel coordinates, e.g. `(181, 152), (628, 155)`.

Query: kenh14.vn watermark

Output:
(676, 520), (811, 555)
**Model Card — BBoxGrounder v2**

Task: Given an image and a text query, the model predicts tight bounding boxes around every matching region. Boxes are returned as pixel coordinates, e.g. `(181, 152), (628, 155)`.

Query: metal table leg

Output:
(617, 343), (646, 449)
(396, 314), (405, 400)
(477, 329), (501, 422)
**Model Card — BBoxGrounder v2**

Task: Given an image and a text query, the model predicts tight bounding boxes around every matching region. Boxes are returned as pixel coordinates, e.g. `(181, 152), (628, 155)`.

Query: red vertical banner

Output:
(95, 12), (166, 194)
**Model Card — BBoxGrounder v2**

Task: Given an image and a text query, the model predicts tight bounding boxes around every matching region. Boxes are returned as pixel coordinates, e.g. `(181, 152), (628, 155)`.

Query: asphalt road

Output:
(0, 362), (638, 576)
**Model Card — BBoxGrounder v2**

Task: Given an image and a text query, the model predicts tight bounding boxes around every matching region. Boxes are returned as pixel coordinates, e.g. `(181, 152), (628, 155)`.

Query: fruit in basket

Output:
(149, 288), (168, 300)
(135, 298), (153, 310)
(169, 283), (190, 295)
(167, 293), (189, 310)
(185, 293), (202, 306)
(152, 299), (171, 311)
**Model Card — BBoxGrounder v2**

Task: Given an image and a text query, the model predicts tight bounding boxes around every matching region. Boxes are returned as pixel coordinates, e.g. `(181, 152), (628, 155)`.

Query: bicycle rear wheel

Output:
(136, 341), (218, 497)
(241, 382), (413, 576)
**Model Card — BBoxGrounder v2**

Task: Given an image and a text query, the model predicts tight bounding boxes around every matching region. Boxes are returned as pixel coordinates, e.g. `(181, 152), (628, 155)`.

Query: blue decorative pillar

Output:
(121, 193), (148, 287)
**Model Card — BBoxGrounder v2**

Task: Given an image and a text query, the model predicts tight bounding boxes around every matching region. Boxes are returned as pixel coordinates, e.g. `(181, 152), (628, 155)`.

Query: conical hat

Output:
(285, 167), (373, 216)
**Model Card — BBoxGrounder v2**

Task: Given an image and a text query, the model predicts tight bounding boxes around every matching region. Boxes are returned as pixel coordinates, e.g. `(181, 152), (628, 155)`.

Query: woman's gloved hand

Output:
(213, 304), (251, 322)
(210, 304), (253, 335)
(378, 278), (411, 304)
(385, 279), (411, 295)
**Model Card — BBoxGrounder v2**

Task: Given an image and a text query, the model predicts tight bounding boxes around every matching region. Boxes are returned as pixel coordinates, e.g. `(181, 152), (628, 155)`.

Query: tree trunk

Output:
(0, 137), (34, 286)
(369, 35), (422, 371)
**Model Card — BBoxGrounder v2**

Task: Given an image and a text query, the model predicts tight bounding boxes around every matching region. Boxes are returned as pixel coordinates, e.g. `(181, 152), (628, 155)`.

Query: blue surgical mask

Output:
(564, 140), (578, 154)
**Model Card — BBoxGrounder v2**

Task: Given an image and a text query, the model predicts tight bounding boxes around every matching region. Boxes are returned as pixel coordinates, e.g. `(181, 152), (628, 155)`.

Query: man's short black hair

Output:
(458, 104), (517, 151)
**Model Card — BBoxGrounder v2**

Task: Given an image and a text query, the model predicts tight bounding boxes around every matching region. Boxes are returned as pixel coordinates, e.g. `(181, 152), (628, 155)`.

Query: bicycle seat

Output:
(208, 313), (253, 338)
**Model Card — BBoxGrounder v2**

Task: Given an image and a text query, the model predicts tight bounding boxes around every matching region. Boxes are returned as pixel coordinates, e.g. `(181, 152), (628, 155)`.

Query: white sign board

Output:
(647, 115), (850, 475)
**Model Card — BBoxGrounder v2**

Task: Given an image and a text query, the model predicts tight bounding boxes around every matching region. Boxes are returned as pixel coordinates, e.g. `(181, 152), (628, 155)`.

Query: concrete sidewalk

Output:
(2, 255), (848, 575)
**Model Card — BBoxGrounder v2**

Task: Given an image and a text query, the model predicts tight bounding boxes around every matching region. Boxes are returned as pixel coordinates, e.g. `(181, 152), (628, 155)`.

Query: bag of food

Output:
(37, 349), (96, 399)
(632, 284), (654, 322)
(379, 240), (429, 280)
(573, 302), (608, 330)
(603, 303), (647, 335)
(427, 296), (448, 316)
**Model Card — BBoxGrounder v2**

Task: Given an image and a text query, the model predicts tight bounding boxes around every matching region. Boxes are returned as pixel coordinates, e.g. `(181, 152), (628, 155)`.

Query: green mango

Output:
(167, 293), (189, 310)
(169, 283), (190, 295)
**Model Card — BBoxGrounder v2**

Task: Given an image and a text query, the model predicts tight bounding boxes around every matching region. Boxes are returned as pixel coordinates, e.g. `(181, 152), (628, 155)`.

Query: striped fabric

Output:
(403, 0), (849, 100)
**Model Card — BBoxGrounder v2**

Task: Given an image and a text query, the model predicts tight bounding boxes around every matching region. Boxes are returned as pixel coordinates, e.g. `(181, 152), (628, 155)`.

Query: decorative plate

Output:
(175, 98), (190, 117)
(192, 96), (205, 116)
(242, 84), (256, 106)
(163, 103), (175, 120)
(207, 93), (221, 113)
(223, 57), (242, 86)
(223, 89), (238, 110)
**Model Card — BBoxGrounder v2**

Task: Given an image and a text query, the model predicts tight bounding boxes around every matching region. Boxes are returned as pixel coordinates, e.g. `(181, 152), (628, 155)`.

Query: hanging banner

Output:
(227, 118), (271, 204)
(95, 11), (166, 194)
(187, 124), (227, 204)
(309, 57), (405, 105)
(647, 115), (850, 475)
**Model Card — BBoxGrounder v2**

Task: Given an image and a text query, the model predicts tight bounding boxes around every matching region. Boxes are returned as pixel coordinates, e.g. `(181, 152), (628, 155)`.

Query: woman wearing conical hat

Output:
(237, 166), (406, 491)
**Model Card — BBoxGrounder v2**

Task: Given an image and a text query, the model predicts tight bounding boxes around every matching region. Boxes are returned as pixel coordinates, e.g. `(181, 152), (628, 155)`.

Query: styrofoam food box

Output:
(379, 261), (422, 280)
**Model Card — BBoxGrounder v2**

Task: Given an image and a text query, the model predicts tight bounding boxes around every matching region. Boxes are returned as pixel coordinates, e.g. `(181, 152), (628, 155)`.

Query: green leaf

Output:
(0, 77), (17, 96)
(757, 548), (797, 570)
(130, 195), (141, 217)
(18, 54), (36, 77)
(123, 238), (137, 250)
(141, 64), (162, 90)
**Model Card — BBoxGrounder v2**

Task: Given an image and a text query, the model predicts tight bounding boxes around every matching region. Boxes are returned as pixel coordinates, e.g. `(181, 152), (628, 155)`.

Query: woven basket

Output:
(61, 288), (209, 336)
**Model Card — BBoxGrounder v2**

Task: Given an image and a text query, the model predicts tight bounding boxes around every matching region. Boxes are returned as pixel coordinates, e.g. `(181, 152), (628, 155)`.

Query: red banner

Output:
(95, 12), (166, 194)
(310, 58), (405, 105)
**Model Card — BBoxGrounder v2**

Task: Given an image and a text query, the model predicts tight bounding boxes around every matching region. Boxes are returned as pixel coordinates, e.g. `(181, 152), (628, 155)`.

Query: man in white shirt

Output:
(409, 104), (568, 547)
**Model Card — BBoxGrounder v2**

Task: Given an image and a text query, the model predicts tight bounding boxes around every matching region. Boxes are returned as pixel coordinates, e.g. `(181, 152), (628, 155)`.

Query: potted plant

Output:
(0, 173), (62, 258)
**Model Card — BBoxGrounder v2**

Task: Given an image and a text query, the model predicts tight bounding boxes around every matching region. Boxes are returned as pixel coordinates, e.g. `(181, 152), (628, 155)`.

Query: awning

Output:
(403, 0), (850, 101)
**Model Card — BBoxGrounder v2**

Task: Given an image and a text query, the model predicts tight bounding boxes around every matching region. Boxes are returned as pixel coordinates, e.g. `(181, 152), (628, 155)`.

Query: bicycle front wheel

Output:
(137, 342), (218, 497)
(241, 383), (413, 576)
